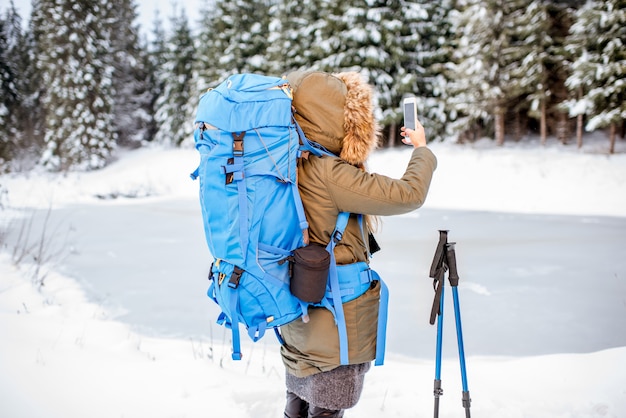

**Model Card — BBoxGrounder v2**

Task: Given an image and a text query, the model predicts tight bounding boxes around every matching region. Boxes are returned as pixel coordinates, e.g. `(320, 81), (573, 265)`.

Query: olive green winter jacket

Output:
(280, 71), (437, 377)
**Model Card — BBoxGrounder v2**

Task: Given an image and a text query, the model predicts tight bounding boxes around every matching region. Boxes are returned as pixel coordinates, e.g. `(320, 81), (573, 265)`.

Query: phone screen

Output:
(404, 102), (416, 130)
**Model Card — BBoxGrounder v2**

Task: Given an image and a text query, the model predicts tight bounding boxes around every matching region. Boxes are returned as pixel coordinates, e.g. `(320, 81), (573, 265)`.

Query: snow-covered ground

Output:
(1, 135), (625, 417)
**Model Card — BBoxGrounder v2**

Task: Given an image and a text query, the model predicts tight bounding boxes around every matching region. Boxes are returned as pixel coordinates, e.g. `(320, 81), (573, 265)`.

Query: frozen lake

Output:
(10, 198), (626, 360)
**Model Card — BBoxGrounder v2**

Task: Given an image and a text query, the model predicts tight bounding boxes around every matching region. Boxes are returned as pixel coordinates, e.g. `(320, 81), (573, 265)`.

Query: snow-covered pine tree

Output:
(16, 11), (44, 160)
(0, 7), (19, 168)
(107, 0), (153, 147)
(145, 9), (167, 142)
(404, 0), (455, 143)
(154, 5), (196, 146)
(510, 1), (552, 143)
(149, 9), (167, 70)
(307, 0), (404, 145)
(489, 0), (527, 146)
(561, 1), (594, 148)
(447, 0), (501, 142)
(33, 0), (117, 170)
(543, 1), (578, 145)
(355, 0), (417, 146)
(312, 1), (380, 73)
(563, 0), (625, 154)
(0, 1), (37, 169)
(266, 0), (327, 75)
(210, 0), (273, 77)
(448, 0), (545, 145)
(192, 0), (226, 93)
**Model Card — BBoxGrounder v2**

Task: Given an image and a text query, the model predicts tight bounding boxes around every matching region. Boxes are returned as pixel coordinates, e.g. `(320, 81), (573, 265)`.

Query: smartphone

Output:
(403, 97), (418, 130)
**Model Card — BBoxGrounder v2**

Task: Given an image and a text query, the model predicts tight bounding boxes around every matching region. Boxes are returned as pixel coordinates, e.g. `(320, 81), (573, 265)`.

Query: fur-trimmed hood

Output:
(286, 71), (380, 166)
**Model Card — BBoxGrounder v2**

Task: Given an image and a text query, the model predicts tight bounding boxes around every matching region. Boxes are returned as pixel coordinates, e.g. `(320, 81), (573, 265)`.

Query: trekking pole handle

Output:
(446, 242), (460, 287)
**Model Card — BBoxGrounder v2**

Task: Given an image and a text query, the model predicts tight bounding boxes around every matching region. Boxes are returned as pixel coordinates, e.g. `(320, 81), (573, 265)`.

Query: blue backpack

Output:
(191, 74), (388, 365)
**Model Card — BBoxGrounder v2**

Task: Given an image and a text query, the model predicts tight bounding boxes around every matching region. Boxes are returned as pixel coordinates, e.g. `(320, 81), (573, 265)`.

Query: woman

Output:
(281, 71), (437, 418)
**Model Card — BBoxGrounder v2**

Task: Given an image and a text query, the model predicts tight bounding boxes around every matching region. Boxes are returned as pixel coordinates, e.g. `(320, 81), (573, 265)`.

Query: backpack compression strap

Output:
(212, 265), (245, 361)
(222, 132), (250, 261)
(374, 271), (389, 365)
(189, 127), (251, 257)
(326, 213), (389, 366)
(221, 127), (309, 261)
(355, 216), (389, 365)
(326, 212), (351, 365)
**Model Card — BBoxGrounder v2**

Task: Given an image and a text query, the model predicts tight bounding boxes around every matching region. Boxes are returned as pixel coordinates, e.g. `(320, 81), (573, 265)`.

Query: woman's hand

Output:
(401, 119), (427, 148)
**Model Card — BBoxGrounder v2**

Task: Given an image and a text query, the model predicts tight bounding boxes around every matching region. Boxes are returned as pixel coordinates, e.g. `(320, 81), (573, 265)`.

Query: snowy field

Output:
(1, 135), (626, 417)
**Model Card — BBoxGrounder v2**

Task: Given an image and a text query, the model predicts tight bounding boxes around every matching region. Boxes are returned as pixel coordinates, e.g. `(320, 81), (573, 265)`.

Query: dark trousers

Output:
(284, 391), (344, 418)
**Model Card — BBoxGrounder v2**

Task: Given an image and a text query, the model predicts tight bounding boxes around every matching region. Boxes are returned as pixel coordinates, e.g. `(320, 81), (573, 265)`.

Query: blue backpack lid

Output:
(195, 74), (293, 132)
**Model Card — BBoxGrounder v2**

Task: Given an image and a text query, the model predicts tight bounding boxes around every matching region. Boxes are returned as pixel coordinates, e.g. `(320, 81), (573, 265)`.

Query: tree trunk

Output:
(576, 114), (583, 149)
(495, 106), (505, 146)
(388, 123), (397, 148)
(609, 122), (616, 154)
(576, 87), (583, 149)
(540, 100), (547, 145)
(557, 113), (569, 144)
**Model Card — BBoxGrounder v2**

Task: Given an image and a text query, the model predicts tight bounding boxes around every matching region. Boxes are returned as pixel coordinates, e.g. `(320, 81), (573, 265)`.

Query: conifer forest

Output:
(1, 0), (624, 172)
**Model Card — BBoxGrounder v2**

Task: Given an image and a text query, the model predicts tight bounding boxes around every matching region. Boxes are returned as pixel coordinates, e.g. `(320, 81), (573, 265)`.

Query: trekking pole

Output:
(433, 277), (445, 418)
(429, 231), (448, 418)
(446, 242), (472, 418)
(428, 230), (472, 418)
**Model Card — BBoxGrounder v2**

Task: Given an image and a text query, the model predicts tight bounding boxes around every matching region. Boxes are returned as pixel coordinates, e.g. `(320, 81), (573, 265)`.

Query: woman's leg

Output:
(307, 405), (344, 418)
(284, 391), (309, 418)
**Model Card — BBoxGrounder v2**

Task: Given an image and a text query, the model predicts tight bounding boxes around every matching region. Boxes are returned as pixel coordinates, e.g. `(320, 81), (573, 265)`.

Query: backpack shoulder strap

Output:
(325, 212), (351, 364)
(325, 212), (388, 366)
(293, 116), (336, 158)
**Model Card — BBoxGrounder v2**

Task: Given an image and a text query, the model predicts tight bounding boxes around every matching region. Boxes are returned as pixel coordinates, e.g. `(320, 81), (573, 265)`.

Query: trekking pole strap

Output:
(429, 267), (446, 325)
(429, 230), (448, 278)
(429, 229), (449, 325)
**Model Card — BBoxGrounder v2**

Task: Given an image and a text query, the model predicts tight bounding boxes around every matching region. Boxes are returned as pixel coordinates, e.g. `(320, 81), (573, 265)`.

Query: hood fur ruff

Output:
(286, 71), (380, 166)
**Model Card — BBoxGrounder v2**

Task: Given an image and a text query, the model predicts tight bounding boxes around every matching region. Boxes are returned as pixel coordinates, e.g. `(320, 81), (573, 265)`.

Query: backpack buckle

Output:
(225, 133), (246, 184)
(228, 266), (244, 289)
(232, 132), (245, 157)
